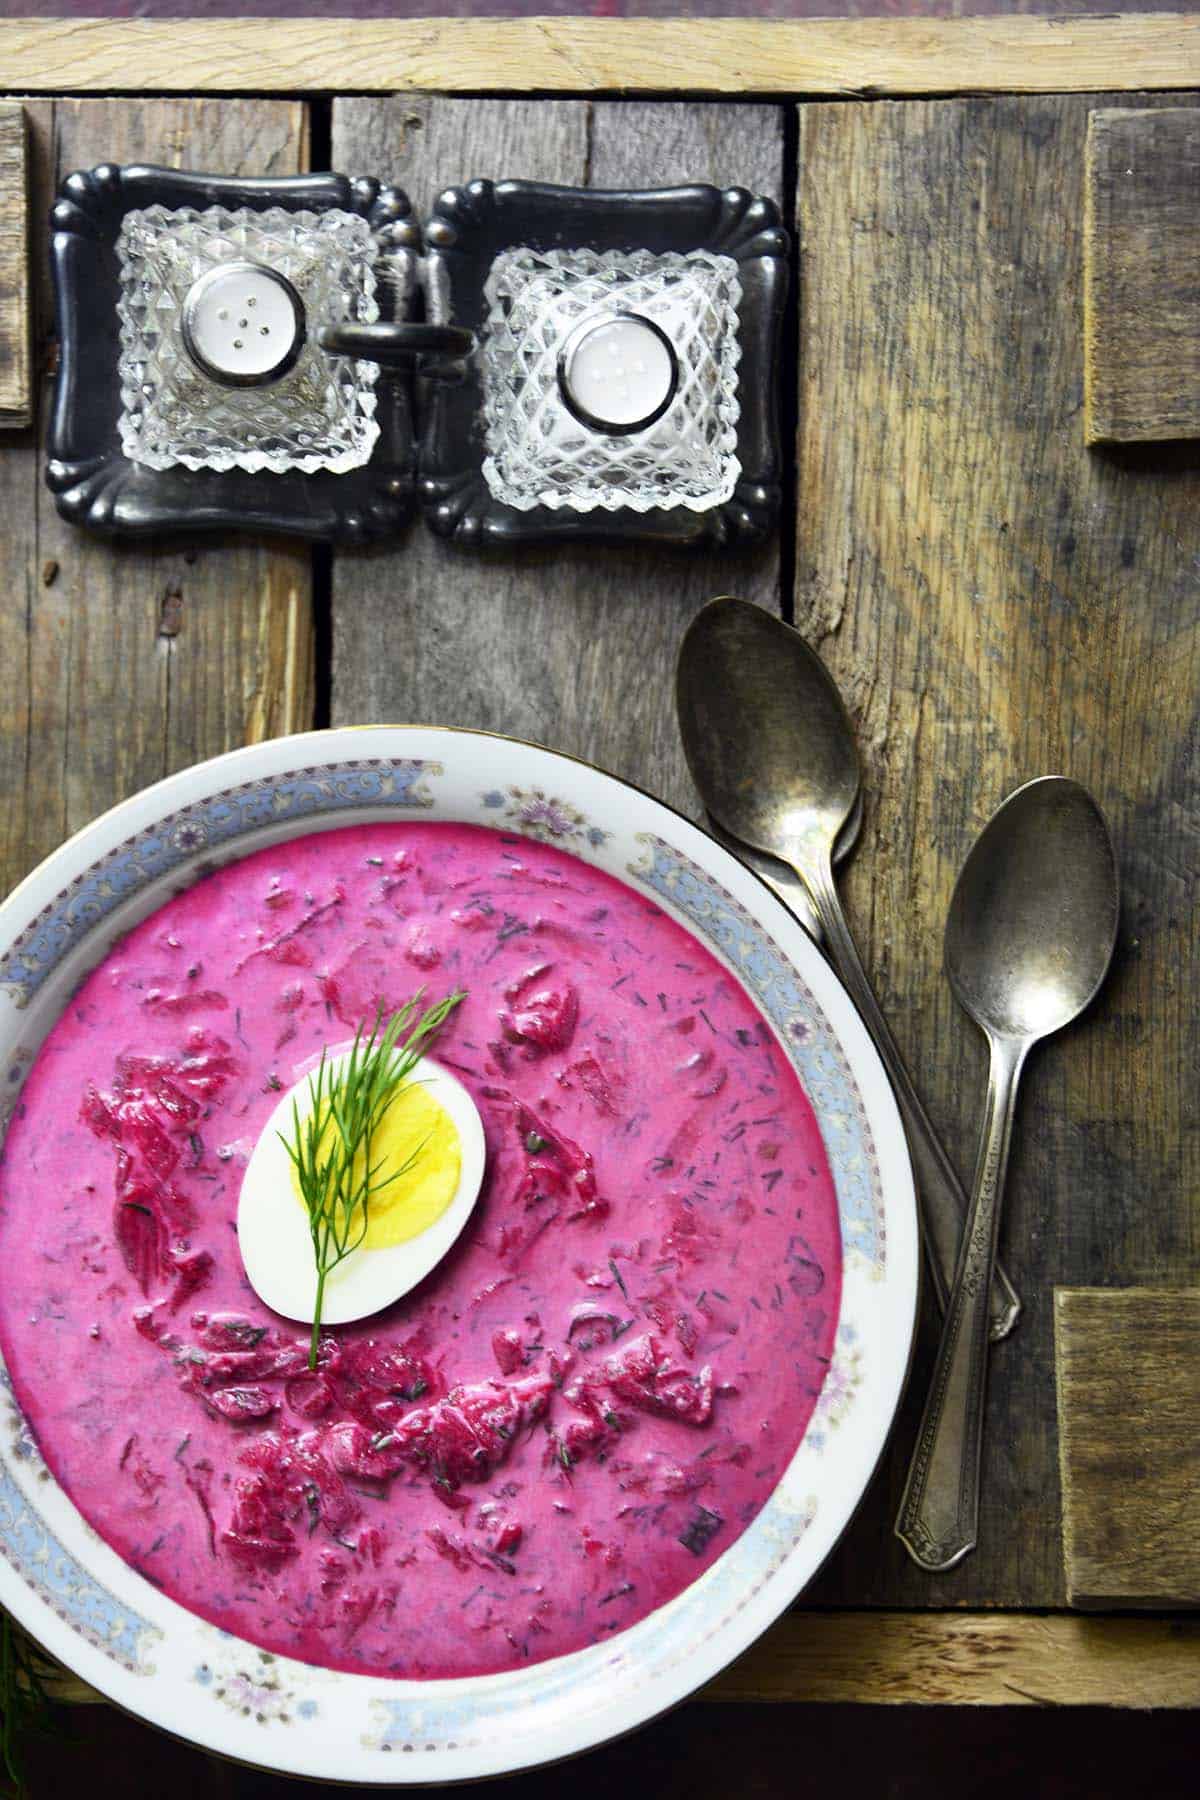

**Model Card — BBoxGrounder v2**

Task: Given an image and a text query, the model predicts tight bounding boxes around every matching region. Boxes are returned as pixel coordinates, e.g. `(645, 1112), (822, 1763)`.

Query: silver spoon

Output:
(705, 796), (864, 945)
(676, 595), (1020, 1340)
(895, 776), (1119, 1570)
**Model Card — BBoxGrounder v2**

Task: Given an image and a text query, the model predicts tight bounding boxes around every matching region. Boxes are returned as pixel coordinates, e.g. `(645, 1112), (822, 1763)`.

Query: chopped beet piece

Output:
(404, 923), (441, 969)
(568, 1050), (619, 1115)
(238, 1432), (359, 1539)
(340, 1586), (378, 1639)
(674, 1311), (699, 1358)
(318, 1549), (347, 1595)
(167, 1247), (213, 1312)
(119, 1100), (181, 1179)
(426, 1526), (473, 1572)
(500, 983), (579, 1055)
(285, 1371), (337, 1419)
(222, 1471), (299, 1571)
(207, 1386), (277, 1421)
(222, 1529), (299, 1574)
(335, 1337), (436, 1427)
(323, 1421), (410, 1485)
(113, 1198), (164, 1293)
(567, 1333), (714, 1428)
(269, 937), (312, 968)
(492, 1328), (524, 1375)
(142, 987), (230, 1016)
(80, 1085), (120, 1139)
(659, 1194), (722, 1266)
(319, 945), (401, 1028)
(385, 1373), (553, 1494)
(511, 1103), (607, 1228)
(199, 1314), (269, 1350)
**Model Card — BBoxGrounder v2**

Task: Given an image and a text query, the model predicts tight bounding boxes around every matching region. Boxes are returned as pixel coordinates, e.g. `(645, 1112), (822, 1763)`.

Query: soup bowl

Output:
(0, 726), (917, 1782)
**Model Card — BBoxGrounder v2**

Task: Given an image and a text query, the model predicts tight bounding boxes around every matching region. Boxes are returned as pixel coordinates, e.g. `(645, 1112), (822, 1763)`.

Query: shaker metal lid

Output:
(181, 261), (306, 388)
(557, 309), (678, 436)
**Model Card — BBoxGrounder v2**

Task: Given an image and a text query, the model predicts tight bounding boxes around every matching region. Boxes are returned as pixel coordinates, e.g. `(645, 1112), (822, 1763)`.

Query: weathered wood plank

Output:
(0, 106), (30, 428)
(43, 1608), (1200, 1709)
(2, 18), (1200, 99)
(1056, 1288), (1200, 1608)
(794, 91), (1200, 1612)
(0, 99), (313, 904)
(1084, 108), (1200, 443)
(704, 1609), (1200, 1707)
(329, 98), (785, 820)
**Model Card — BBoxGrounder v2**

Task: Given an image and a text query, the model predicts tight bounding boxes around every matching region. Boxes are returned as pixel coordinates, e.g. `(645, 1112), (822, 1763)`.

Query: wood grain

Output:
(705, 1609), (1200, 1707)
(1056, 1288), (1200, 1608)
(329, 98), (785, 819)
(42, 1608), (1200, 1709)
(0, 99), (314, 905)
(1084, 108), (1200, 444)
(2, 18), (1200, 98)
(792, 92), (1200, 1613)
(0, 105), (30, 428)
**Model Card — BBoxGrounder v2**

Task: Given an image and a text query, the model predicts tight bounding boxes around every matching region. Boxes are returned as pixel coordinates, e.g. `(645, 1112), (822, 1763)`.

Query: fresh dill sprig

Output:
(0, 1613), (57, 1799)
(280, 990), (465, 1369)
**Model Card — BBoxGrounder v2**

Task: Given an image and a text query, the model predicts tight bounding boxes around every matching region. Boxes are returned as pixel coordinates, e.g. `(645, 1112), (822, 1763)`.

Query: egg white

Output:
(236, 1052), (486, 1325)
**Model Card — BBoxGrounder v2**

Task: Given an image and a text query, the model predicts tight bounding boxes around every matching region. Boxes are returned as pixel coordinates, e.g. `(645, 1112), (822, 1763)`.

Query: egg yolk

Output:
(289, 1080), (462, 1249)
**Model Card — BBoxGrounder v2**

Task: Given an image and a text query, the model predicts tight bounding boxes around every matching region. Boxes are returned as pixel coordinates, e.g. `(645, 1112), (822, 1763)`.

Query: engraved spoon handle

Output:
(894, 1033), (1026, 1569)
(800, 851), (1021, 1343)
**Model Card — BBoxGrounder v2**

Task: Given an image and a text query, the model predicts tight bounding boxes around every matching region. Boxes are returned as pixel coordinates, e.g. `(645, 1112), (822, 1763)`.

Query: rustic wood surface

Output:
(1084, 107), (1200, 443)
(793, 90), (1200, 1612)
(0, 98), (313, 906)
(1055, 1287), (1200, 1608)
(0, 105), (30, 429)
(2, 83), (1198, 1720)
(706, 1608), (1200, 1706)
(2, 17), (1200, 98)
(329, 97), (785, 818)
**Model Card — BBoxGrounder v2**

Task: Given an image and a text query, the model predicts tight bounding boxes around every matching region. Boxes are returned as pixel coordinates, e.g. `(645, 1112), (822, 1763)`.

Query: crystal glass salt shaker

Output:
(116, 204), (469, 478)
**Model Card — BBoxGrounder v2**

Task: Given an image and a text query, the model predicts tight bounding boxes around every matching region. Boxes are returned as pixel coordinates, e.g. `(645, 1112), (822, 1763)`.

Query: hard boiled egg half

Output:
(237, 1050), (486, 1324)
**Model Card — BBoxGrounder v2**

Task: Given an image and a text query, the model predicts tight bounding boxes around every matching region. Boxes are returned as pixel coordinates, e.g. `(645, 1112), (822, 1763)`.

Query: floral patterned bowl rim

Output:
(0, 726), (918, 1784)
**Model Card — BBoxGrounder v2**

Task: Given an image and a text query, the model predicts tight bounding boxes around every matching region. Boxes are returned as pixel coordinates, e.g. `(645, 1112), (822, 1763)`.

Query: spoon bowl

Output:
(946, 777), (1120, 1043)
(677, 597), (860, 861)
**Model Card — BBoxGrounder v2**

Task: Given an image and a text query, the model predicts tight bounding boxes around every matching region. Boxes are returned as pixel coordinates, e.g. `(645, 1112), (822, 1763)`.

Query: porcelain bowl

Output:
(0, 726), (917, 1782)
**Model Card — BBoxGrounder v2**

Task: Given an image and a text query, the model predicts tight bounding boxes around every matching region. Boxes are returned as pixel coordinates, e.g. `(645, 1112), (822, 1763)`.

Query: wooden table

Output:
(1, 14), (1198, 1715)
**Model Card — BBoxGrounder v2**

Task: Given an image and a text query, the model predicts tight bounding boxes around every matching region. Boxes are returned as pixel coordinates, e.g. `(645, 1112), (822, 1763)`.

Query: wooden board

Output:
(2, 17), (1200, 99)
(1056, 1288), (1200, 1608)
(0, 105), (29, 428)
(0, 98), (313, 905)
(329, 97), (785, 819)
(791, 91), (1200, 1613)
(705, 1608), (1200, 1707)
(1084, 108), (1200, 443)
(43, 1608), (1200, 1710)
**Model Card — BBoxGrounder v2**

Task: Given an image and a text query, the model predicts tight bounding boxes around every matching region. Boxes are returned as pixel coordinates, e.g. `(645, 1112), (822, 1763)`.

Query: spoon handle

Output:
(801, 856), (1021, 1343)
(894, 1034), (1026, 1569)
(705, 818), (825, 945)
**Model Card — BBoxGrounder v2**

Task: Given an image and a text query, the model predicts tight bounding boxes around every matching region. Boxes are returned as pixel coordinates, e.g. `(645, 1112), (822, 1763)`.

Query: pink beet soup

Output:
(0, 822), (841, 1678)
